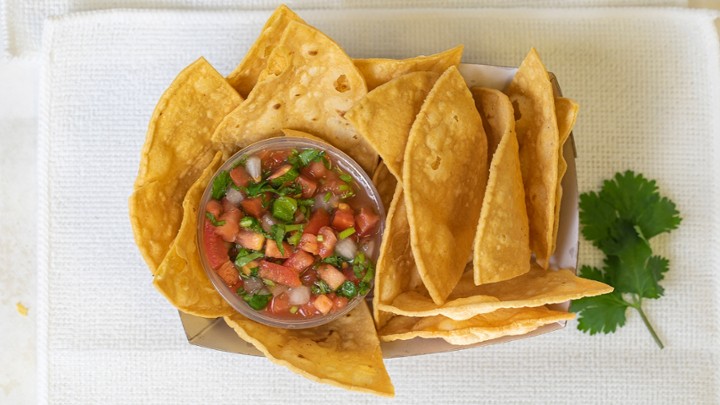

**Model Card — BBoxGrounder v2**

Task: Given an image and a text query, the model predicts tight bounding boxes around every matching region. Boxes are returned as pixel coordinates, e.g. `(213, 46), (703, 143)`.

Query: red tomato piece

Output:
(203, 220), (229, 270)
(342, 266), (359, 284)
(269, 292), (291, 315)
(221, 197), (239, 212)
(240, 196), (266, 218)
(265, 240), (292, 259)
(318, 172), (345, 194)
(295, 175), (318, 198)
(205, 200), (223, 218)
(332, 295), (349, 311)
(229, 166), (251, 188)
(261, 150), (291, 171)
(235, 230), (265, 251)
(317, 226), (337, 259)
(268, 164), (293, 182)
(298, 301), (319, 318)
(313, 294), (333, 315)
(331, 205), (355, 231)
(283, 250), (315, 272)
(355, 207), (380, 237)
(317, 263), (346, 290)
(214, 208), (241, 243)
(297, 233), (319, 255)
(304, 208), (330, 235)
(259, 261), (302, 287)
(302, 161), (328, 179)
(216, 260), (240, 288)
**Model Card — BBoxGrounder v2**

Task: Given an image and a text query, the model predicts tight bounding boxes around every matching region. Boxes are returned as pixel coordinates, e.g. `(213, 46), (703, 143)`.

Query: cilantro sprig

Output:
(570, 171), (681, 348)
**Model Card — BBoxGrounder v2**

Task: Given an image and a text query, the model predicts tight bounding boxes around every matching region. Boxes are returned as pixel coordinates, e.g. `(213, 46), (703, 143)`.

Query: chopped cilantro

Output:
(311, 280), (332, 295)
(205, 212), (226, 227)
(336, 281), (358, 299)
(239, 216), (265, 235)
(269, 224), (287, 255)
(238, 290), (272, 310)
(234, 248), (264, 268)
(288, 148), (326, 168)
(211, 171), (233, 199)
(322, 255), (349, 267)
(287, 231), (302, 246)
(269, 167), (299, 186)
(243, 180), (275, 197)
(272, 196), (297, 222)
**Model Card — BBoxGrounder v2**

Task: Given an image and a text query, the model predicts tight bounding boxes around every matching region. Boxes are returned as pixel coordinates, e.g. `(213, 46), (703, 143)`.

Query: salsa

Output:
(201, 147), (381, 320)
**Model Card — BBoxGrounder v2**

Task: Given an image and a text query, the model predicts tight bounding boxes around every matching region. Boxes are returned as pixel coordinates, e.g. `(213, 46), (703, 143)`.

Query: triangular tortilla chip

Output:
(224, 302), (394, 397)
(403, 66), (488, 304)
(377, 264), (613, 320)
(212, 21), (377, 173)
(130, 58), (242, 272)
(371, 162), (398, 213)
(152, 152), (235, 318)
(379, 306), (574, 345)
(226, 5), (306, 97)
(353, 45), (463, 90)
(504, 48), (559, 269)
(281, 128), (326, 143)
(346, 71), (439, 179)
(551, 97), (579, 255)
(471, 88), (531, 285)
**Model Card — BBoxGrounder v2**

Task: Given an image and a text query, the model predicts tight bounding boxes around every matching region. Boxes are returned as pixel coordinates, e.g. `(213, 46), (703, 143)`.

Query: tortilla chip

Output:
(346, 71), (439, 179)
(281, 128), (326, 143)
(130, 58), (242, 272)
(504, 48), (559, 269)
(402, 66), (488, 304)
(379, 306), (574, 345)
(551, 98), (579, 255)
(371, 162), (398, 212)
(471, 88), (530, 285)
(377, 264), (614, 320)
(224, 302), (394, 397)
(213, 21), (377, 174)
(226, 5), (306, 97)
(152, 152), (234, 318)
(372, 185), (423, 328)
(354, 45), (463, 91)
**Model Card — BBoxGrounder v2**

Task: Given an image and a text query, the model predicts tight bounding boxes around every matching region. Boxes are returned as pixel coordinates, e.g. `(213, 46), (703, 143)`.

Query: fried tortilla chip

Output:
(354, 45), (463, 91)
(371, 162), (397, 212)
(379, 306), (574, 345)
(224, 302), (394, 397)
(377, 264), (613, 320)
(226, 5), (306, 97)
(130, 58), (242, 272)
(213, 21), (377, 173)
(346, 71), (439, 179)
(504, 48), (559, 269)
(152, 152), (234, 318)
(372, 185), (422, 328)
(550, 97), (579, 255)
(281, 128), (325, 143)
(471, 88), (530, 285)
(403, 66), (488, 305)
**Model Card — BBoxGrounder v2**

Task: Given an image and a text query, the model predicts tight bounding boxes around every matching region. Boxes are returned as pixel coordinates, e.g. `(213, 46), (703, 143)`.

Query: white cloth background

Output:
(1, 0), (688, 58)
(37, 7), (720, 404)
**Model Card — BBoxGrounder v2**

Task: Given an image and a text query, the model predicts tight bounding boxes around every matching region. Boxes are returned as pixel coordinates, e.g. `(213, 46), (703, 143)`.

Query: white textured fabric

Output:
(3, 0), (688, 57)
(37, 8), (720, 404)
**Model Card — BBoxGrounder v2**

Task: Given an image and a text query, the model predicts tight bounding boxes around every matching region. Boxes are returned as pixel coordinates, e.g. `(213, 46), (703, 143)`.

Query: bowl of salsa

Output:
(197, 137), (385, 329)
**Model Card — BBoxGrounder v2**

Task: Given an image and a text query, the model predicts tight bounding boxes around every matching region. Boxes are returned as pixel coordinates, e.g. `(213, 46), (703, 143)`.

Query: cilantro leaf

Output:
(234, 249), (264, 268)
(205, 212), (225, 226)
(269, 224), (287, 255)
(336, 281), (358, 299)
(311, 280), (332, 295)
(569, 265), (629, 334)
(211, 171), (233, 199)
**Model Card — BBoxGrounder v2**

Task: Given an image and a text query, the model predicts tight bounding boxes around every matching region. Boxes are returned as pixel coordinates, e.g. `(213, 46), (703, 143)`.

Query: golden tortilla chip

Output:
(403, 66), (488, 305)
(371, 162), (398, 212)
(504, 48), (559, 270)
(152, 152), (234, 318)
(551, 98), (579, 255)
(372, 185), (422, 328)
(471, 88), (530, 285)
(130, 58), (242, 272)
(281, 128), (325, 143)
(213, 21), (377, 173)
(377, 264), (613, 320)
(379, 306), (574, 345)
(224, 302), (394, 397)
(354, 45), (463, 91)
(346, 71), (439, 179)
(226, 5), (306, 97)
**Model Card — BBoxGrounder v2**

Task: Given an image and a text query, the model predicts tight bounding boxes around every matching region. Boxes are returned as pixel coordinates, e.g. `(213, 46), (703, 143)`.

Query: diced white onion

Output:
(261, 213), (276, 233)
(245, 156), (262, 182)
(288, 286), (311, 305)
(360, 240), (376, 258)
(335, 237), (357, 260)
(243, 277), (264, 294)
(271, 284), (288, 297)
(314, 192), (339, 212)
(225, 187), (244, 206)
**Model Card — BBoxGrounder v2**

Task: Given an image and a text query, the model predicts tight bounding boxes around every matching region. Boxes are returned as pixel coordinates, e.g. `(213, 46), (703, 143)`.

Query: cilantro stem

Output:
(631, 296), (664, 349)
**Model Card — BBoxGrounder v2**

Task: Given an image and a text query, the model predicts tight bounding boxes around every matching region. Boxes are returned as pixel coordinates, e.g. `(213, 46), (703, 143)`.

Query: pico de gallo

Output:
(201, 146), (381, 320)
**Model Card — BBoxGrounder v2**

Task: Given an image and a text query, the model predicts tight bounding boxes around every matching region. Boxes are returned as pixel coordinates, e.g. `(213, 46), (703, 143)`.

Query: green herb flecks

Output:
(336, 280), (358, 299)
(234, 248), (264, 268)
(211, 171), (233, 200)
(205, 212), (226, 227)
(238, 290), (272, 310)
(270, 166), (300, 186)
(311, 280), (332, 295)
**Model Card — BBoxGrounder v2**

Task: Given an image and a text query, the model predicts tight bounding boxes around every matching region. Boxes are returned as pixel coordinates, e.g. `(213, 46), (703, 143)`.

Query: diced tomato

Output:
(302, 161), (328, 179)
(216, 260), (240, 288)
(240, 196), (266, 218)
(313, 294), (334, 315)
(304, 209), (330, 235)
(269, 292), (292, 315)
(203, 220), (229, 270)
(331, 205), (355, 231)
(222, 197), (240, 212)
(296, 175), (318, 198)
(318, 172), (345, 194)
(229, 166), (251, 188)
(261, 150), (291, 171)
(205, 200), (223, 218)
(258, 261), (302, 287)
(235, 230), (265, 251)
(268, 164), (294, 182)
(332, 294), (349, 311)
(317, 263), (346, 290)
(317, 226), (337, 259)
(214, 208), (241, 243)
(355, 207), (380, 237)
(300, 268), (319, 287)
(297, 233), (319, 255)
(265, 240), (292, 259)
(283, 250), (315, 272)
(342, 266), (359, 284)
(298, 301), (319, 318)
